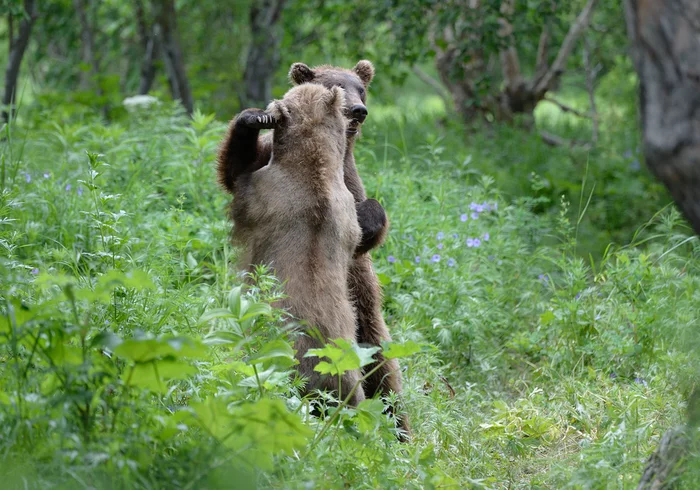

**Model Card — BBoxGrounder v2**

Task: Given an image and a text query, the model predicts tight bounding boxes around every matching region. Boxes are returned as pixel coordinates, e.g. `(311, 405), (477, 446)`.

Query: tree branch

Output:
(535, 24), (550, 79)
(411, 65), (450, 107)
(543, 95), (595, 119)
(534, 0), (600, 95)
(540, 130), (593, 150)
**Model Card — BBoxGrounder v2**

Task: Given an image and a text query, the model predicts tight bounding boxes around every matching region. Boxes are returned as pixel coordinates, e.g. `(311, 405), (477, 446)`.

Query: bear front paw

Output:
(238, 109), (276, 130)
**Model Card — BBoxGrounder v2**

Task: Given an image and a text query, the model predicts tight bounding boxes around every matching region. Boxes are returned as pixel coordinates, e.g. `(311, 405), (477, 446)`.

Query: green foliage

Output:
(1, 92), (698, 489)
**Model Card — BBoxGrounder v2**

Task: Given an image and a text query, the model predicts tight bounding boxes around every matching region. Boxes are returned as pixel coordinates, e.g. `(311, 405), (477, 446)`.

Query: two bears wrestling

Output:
(217, 60), (409, 439)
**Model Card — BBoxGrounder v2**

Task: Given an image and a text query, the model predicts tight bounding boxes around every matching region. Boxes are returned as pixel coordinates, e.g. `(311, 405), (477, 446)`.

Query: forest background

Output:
(0, 0), (698, 489)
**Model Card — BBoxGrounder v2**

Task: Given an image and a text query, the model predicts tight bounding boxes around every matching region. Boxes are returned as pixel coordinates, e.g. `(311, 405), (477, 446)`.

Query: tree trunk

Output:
(73, 0), (99, 90)
(154, 0), (193, 114)
(433, 0), (599, 125)
(135, 0), (158, 95)
(624, 0), (700, 234)
(625, 1), (700, 487)
(2, 0), (37, 123)
(241, 0), (287, 108)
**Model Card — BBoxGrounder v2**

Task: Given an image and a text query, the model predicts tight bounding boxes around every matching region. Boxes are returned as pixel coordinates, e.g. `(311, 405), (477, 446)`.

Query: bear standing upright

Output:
(230, 83), (365, 405)
(217, 61), (409, 436)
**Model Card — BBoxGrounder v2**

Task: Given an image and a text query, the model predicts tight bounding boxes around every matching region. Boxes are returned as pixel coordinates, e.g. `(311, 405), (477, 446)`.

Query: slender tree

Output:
(134, 0), (158, 95)
(153, 0), (193, 114)
(241, 0), (287, 108)
(2, 0), (37, 123)
(624, 1), (700, 488)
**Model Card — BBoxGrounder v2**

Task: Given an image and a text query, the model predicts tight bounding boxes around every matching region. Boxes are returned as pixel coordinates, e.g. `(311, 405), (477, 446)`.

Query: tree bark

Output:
(625, 1), (700, 487)
(154, 0), (193, 114)
(3, 0), (37, 123)
(241, 0), (287, 108)
(624, 0), (700, 235)
(135, 0), (158, 95)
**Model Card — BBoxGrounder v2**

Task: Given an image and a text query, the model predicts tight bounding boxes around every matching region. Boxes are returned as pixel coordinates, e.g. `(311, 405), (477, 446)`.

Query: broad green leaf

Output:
(114, 335), (207, 362)
(382, 340), (425, 359)
(198, 308), (237, 325)
(228, 286), (243, 317)
(47, 342), (83, 366)
(124, 360), (197, 393)
(202, 331), (242, 346)
(354, 398), (385, 434)
(248, 339), (296, 368)
(90, 330), (123, 350)
(307, 338), (361, 376)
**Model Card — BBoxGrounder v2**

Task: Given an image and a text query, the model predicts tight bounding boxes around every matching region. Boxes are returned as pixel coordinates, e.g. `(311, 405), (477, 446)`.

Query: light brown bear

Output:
(218, 61), (409, 437)
(230, 83), (365, 406)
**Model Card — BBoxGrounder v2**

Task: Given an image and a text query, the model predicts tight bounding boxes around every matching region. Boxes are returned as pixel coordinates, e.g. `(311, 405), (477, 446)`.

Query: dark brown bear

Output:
(217, 61), (409, 437)
(231, 84), (365, 406)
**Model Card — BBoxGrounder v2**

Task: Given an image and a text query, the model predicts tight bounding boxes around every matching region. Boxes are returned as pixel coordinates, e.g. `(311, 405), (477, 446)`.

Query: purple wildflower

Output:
(483, 232), (490, 241)
(610, 372), (618, 379)
(43, 172), (50, 179)
(415, 256), (421, 264)
(482, 201), (490, 211)
(25, 173), (31, 183)
(387, 255), (396, 263)
(466, 238), (475, 247)
(471, 212), (479, 220)
(65, 184), (72, 191)
(77, 186), (84, 196)
(469, 202), (478, 210)
(538, 273), (549, 284)
(436, 231), (444, 240)
(447, 258), (456, 267)
(431, 254), (440, 263)
(475, 204), (484, 213)
(460, 213), (468, 222)
(437, 243), (443, 250)
(31, 268), (39, 275)
(473, 239), (481, 247)
(575, 292), (581, 300)
(452, 233), (459, 239)
(634, 377), (648, 387)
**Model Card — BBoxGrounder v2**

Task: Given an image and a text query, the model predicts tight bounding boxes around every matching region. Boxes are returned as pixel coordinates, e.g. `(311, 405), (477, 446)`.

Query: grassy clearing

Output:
(0, 99), (698, 488)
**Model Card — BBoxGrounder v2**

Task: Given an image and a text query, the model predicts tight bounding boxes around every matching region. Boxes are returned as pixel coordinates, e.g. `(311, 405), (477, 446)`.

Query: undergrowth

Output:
(0, 102), (698, 489)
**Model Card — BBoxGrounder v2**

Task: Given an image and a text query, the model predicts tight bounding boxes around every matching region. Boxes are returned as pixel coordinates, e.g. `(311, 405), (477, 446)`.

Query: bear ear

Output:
(353, 60), (374, 86)
(289, 62), (315, 85)
(325, 85), (345, 112)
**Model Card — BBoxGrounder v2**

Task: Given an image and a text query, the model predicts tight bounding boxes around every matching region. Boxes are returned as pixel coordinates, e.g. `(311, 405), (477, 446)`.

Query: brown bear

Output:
(229, 83), (365, 406)
(217, 61), (409, 436)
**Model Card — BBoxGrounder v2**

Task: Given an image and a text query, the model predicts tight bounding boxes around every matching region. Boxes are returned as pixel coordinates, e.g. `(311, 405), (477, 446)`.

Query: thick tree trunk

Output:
(625, 2), (700, 487)
(241, 0), (287, 108)
(154, 0), (193, 114)
(2, 0), (37, 123)
(624, 0), (700, 234)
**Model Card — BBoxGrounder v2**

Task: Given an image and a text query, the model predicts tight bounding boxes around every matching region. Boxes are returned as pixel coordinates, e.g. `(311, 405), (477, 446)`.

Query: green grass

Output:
(0, 97), (698, 489)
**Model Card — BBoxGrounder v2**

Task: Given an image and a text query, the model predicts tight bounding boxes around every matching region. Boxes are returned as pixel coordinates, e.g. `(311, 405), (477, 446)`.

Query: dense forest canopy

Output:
(0, 0), (698, 488)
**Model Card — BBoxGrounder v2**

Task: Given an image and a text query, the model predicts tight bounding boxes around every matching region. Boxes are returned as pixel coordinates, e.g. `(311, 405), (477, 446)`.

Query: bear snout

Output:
(351, 104), (368, 123)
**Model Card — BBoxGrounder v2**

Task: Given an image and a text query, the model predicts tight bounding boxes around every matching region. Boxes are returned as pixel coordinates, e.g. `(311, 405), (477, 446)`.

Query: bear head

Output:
(266, 84), (347, 154)
(287, 60), (374, 137)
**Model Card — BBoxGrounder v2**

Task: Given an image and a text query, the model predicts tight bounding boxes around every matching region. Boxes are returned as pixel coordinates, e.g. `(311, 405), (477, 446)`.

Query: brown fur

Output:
(231, 84), (365, 406)
(217, 61), (409, 438)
